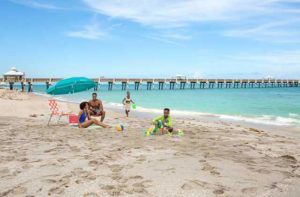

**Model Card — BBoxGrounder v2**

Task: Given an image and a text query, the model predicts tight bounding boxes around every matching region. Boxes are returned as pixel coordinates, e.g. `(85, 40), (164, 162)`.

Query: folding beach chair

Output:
(48, 99), (73, 126)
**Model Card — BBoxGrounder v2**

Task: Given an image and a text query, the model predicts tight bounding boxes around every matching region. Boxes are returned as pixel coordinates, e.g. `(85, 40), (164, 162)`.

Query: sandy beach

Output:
(0, 89), (299, 197)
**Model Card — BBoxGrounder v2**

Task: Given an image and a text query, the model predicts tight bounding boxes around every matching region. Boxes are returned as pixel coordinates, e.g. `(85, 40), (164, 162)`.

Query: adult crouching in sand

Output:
(89, 92), (106, 122)
(78, 102), (110, 128)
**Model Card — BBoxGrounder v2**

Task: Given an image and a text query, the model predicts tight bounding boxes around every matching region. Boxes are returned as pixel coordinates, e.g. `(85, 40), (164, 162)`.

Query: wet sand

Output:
(0, 90), (299, 197)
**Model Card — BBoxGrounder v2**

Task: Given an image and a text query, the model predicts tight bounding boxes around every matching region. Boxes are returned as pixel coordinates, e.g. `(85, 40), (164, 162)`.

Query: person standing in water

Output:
(122, 91), (135, 117)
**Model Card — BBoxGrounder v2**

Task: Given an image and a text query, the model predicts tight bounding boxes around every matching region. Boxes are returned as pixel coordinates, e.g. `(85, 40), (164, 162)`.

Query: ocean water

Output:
(7, 83), (300, 126)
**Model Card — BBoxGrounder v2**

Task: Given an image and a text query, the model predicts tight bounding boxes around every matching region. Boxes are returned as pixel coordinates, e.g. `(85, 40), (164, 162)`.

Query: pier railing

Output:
(0, 77), (299, 92)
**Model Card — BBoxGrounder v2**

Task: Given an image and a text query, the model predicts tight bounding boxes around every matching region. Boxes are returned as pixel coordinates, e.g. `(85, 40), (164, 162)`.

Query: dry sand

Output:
(0, 89), (299, 197)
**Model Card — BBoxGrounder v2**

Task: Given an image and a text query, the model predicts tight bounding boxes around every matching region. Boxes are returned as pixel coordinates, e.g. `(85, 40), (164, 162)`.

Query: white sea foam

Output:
(289, 113), (300, 118)
(219, 114), (300, 126)
(34, 93), (300, 126)
(105, 101), (300, 126)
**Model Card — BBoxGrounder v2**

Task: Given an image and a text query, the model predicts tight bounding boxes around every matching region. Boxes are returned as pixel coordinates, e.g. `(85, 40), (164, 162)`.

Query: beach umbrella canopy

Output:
(47, 77), (96, 95)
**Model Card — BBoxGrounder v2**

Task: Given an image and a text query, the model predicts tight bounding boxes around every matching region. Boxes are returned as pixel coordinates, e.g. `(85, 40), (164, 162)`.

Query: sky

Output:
(0, 0), (300, 79)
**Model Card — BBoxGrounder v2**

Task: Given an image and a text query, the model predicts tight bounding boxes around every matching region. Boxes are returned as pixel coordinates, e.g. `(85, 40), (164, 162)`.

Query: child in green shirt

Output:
(152, 108), (173, 134)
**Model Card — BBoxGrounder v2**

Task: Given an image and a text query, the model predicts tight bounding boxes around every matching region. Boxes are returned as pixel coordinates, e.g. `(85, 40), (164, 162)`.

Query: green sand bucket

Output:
(177, 130), (184, 136)
(132, 103), (137, 110)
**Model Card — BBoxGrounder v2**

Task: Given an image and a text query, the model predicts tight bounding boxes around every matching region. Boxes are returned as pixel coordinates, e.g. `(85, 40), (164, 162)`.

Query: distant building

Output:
(171, 75), (187, 80)
(3, 67), (25, 82)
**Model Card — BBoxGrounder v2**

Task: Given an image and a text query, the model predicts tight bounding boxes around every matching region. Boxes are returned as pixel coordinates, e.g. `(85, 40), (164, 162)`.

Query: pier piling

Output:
(233, 82), (238, 88)
(158, 82), (164, 90)
(180, 82), (186, 90)
(169, 82), (175, 90)
(147, 82), (152, 90)
(108, 82), (113, 91)
(28, 82), (32, 92)
(21, 82), (25, 92)
(200, 82), (205, 89)
(134, 82), (140, 90)
(218, 82), (223, 88)
(257, 82), (261, 88)
(9, 82), (14, 90)
(190, 82), (196, 89)
(121, 82), (127, 90)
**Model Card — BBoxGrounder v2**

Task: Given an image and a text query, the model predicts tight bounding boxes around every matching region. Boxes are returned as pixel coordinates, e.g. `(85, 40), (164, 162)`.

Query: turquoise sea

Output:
(7, 83), (300, 126)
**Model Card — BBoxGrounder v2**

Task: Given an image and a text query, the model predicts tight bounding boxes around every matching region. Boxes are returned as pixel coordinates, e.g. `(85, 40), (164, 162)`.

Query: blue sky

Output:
(0, 0), (300, 79)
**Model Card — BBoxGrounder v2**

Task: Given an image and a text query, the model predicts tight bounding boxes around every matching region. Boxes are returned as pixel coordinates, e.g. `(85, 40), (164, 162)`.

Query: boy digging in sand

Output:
(152, 108), (173, 135)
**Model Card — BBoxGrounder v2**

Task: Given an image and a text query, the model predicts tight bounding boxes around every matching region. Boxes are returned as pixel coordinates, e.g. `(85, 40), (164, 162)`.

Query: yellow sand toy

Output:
(144, 125), (157, 136)
(144, 126), (184, 137)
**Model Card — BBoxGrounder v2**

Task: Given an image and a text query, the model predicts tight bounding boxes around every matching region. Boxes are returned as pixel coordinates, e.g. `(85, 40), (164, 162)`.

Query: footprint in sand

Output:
(12, 186), (28, 195)
(72, 168), (97, 181)
(202, 163), (220, 175)
(241, 187), (257, 193)
(22, 163), (33, 170)
(129, 175), (143, 180)
(88, 160), (100, 167)
(0, 168), (10, 177)
(181, 180), (208, 190)
(255, 169), (271, 174)
(135, 155), (147, 163)
(182, 180), (227, 195)
(57, 158), (68, 163)
(213, 189), (224, 195)
(48, 187), (65, 195)
(58, 175), (72, 186)
(83, 192), (99, 197)
(125, 181), (148, 194)
(72, 168), (89, 177)
(44, 148), (57, 153)
(280, 155), (297, 164)
(111, 174), (127, 183)
(101, 185), (122, 196)
(109, 164), (124, 173)
(42, 179), (57, 184)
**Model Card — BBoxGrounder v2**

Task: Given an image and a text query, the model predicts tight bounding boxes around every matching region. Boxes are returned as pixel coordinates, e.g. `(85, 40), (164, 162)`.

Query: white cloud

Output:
(223, 18), (300, 42)
(83, 0), (300, 42)
(67, 23), (107, 40)
(83, 0), (300, 26)
(9, 0), (62, 10)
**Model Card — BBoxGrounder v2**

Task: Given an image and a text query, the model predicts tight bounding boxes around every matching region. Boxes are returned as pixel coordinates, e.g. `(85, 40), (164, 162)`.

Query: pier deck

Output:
(1, 77), (299, 91)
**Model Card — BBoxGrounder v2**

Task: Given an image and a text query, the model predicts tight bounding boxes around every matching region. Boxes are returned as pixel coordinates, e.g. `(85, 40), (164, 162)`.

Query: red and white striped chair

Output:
(48, 99), (73, 126)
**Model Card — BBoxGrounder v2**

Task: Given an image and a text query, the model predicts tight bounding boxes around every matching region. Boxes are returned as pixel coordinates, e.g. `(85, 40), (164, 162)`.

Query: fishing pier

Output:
(1, 77), (300, 92)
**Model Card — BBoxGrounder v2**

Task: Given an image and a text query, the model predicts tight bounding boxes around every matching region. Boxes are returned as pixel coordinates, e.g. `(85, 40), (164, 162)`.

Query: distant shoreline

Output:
(32, 91), (300, 132)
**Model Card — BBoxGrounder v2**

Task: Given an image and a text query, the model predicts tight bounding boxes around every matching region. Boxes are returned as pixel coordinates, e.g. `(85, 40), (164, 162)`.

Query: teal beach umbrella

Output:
(47, 77), (96, 95)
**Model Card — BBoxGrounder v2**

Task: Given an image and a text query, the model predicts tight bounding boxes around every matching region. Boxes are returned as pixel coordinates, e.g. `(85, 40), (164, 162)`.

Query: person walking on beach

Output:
(78, 102), (110, 128)
(152, 108), (173, 134)
(122, 91), (135, 117)
(89, 93), (106, 122)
